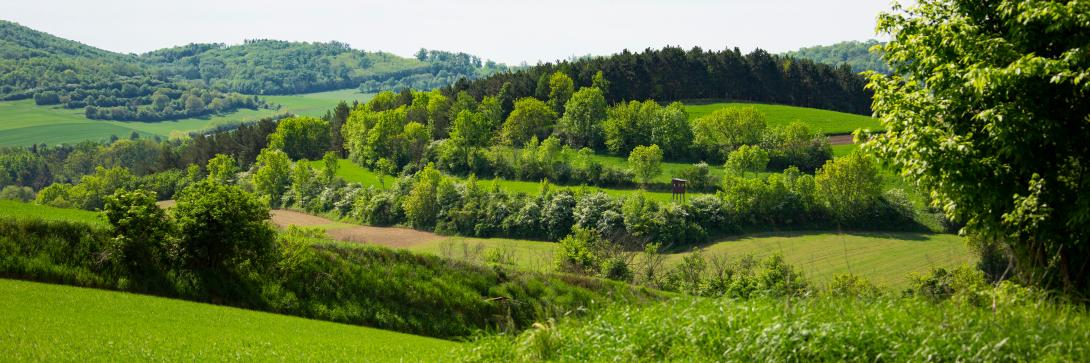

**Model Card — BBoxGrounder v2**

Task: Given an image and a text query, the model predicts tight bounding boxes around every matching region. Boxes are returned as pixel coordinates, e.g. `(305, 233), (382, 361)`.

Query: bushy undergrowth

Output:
(0, 215), (658, 338)
(462, 293), (1090, 362)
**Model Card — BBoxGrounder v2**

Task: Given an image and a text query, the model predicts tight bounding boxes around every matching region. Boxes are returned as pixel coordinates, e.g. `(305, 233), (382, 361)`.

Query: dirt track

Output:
(270, 209), (441, 248)
(829, 134), (854, 145)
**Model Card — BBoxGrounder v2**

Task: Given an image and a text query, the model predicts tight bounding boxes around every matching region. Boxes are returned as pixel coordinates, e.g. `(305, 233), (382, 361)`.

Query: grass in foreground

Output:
(462, 295), (1090, 362)
(0, 278), (456, 361)
(684, 101), (880, 134)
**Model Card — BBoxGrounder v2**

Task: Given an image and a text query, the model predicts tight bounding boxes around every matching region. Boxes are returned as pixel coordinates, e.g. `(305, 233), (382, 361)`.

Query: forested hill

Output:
(446, 47), (873, 115)
(783, 40), (890, 74)
(138, 41), (427, 95)
(0, 20), (505, 121)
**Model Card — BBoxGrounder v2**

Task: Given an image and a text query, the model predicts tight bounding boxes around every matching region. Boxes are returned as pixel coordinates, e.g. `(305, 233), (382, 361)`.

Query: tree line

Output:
(444, 46), (873, 115)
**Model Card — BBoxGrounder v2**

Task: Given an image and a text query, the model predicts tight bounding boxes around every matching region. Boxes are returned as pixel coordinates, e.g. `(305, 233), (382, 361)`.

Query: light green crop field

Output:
(669, 232), (973, 288)
(832, 143), (860, 157)
(316, 158), (692, 202)
(0, 278), (457, 361)
(0, 200), (107, 226)
(0, 89), (372, 147)
(683, 102), (880, 134)
(404, 231), (971, 290)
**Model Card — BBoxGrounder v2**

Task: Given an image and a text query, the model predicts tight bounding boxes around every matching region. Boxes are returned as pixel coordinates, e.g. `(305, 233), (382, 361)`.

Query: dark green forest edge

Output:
(0, 20), (506, 122)
(3, 0), (1090, 360)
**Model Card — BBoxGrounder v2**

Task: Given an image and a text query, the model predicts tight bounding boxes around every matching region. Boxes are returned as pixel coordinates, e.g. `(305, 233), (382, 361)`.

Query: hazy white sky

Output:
(3, 0), (893, 64)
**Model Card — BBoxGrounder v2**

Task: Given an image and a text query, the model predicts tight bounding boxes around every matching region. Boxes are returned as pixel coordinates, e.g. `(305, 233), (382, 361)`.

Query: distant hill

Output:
(782, 40), (890, 74)
(0, 20), (503, 121)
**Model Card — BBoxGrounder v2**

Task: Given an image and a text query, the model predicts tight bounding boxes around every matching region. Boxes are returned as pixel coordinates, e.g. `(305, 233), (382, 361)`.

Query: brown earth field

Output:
(158, 201), (442, 248)
(828, 133), (854, 145)
(272, 209), (443, 248)
(828, 132), (854, 143)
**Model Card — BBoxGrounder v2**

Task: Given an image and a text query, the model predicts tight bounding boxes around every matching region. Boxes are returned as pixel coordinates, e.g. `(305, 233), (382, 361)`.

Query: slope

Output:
(0, 278), (456, 361)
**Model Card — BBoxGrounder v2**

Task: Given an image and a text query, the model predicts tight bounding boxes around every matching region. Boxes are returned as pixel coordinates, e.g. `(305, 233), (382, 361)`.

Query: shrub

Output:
(541, 191), (577, 240)
(828, 274), (881, 298)
(815, 152), (882, 224)
(555, 228), (602, 274)
(103, 189), (174, 283)
(678, 162), (714, 191)
(0, 185), (34, 202)
(172, 180), (276, 278)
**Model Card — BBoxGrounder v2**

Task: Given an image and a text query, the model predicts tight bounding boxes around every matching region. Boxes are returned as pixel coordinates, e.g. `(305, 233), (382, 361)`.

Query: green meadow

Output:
(683, 101), (880, 134)
(0, 89), (373, 147)
(0, 278), (457, 361)
(312, 158), (693, 202)
(410, 231), (972, 290)
(0, 200), (107, 226)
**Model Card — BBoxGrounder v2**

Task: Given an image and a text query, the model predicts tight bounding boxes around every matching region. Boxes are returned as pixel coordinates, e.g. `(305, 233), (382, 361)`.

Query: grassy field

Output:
(0, 89), (373, 147)
(0, 200), (106, 226)
(313, 158), (691, 202)
(405, 231), (972, 290)
(683, 101), (880, 134)
(0, 278), (456, 361)
(832, 143), (859, 157)
(670, 231), (972, 288)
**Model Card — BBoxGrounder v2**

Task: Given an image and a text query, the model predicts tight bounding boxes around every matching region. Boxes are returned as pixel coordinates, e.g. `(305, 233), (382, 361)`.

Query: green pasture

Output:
(314, 158), (692, 202)
(0, 89), (372, 147)
(0, 200), (107, 226)
(407, 231), (971, 290)
(0, 278), (456, 361)
(683, 101), (880, 134)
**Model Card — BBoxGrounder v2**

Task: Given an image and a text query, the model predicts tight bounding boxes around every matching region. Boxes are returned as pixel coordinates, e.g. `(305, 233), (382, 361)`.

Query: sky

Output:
(3, 0), (893, 65)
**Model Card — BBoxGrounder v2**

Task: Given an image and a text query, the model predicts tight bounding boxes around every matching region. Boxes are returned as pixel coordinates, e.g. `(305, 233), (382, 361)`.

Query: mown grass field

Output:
(0, 89), (372, 147)
(0, 278), (457, 361)
(683, 101), (880, 134)
(0, 200), (107, 226)
(406, 231), (972, 290)
(671, 231), (972, 288)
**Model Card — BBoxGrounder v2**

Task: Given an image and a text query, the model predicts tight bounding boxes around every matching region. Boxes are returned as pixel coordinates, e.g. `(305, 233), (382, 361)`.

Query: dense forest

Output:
(783, 40), (890, 74)
(0, 21), (503, 121)
(445, 46), (873, 115)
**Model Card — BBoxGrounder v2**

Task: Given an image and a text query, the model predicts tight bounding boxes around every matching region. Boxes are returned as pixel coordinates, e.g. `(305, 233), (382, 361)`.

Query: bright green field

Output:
(0, 278), (456, 361)
(0, 89), (372, 147)
(315, 158), (690, 202)
(0, 200), (106, 226)
(670, 232), (973, 288)
(832, 143), (860, 157)
(585, 152), (736, 183)
(683, 102), (880, 134)
(406, 232), (972, 290)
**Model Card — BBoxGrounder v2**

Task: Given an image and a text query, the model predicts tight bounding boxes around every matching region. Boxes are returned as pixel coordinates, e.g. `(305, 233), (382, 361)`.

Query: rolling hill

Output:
(0, 278), (457, 361)
(0, 20), (503, 123)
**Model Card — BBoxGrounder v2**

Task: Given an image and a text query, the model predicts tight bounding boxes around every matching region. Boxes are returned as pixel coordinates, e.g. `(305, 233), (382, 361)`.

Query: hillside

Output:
(0, 89), (373, 146)
(0, 20), (501, 122)
(783, 40), (890, 74)
(0, 278), (456, 361)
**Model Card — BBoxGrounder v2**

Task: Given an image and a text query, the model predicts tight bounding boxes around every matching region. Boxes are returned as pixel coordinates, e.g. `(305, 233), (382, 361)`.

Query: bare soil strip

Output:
(270, 209), (442, 248)
(828, 134), (854, 145)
